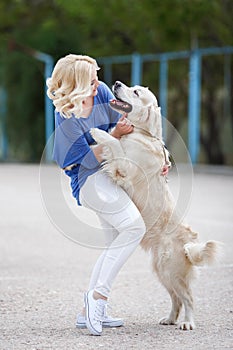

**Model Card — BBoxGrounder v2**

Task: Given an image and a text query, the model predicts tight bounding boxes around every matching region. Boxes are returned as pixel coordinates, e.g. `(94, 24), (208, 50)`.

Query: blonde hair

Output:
(46, 54), (100, 118)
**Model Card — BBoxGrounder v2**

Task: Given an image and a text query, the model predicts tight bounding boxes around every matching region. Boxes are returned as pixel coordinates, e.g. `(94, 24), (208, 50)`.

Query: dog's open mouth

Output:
(110, 99), (132, 113)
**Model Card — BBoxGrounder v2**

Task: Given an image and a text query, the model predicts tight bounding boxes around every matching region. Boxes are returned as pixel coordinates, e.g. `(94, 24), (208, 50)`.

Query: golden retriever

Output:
(90, 81), (220, 330)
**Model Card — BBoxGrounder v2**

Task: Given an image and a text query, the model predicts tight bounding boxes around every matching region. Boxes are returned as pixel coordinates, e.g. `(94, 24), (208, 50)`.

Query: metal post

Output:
(0, 87), (7, 160)
(103, 63), (112, 87)
(131, 53), (142, 86)
(188, 49), (201, 164)
(223, 54), (231, 120)
(34, 51), (54, 162)
(159, 55), (168, 141)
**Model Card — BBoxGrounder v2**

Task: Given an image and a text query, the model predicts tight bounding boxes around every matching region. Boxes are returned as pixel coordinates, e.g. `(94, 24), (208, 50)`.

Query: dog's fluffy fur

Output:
(90, 81), (220, 330)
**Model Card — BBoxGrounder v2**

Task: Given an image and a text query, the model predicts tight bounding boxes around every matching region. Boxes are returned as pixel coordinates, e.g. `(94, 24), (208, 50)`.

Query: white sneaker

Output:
(76, 313), (124, 329)
(84, 290), (106, 336)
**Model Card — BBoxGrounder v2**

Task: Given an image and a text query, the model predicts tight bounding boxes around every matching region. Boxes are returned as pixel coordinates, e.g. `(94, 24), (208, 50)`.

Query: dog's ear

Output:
(147, 105), (162, 139)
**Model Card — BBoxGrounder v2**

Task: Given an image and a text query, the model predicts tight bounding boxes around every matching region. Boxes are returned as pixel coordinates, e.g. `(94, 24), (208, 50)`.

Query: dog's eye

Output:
(134, 90), (139, 97)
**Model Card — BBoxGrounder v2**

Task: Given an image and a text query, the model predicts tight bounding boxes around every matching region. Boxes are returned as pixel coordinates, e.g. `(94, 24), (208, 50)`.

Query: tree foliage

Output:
(0, 0), (232, 162)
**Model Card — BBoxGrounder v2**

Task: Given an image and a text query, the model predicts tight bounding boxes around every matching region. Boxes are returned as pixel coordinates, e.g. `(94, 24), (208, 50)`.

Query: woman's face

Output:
(90, 68), (100, 96)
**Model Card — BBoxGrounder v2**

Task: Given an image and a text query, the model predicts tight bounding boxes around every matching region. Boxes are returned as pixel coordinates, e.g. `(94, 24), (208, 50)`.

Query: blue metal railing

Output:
(0, 87), (7, 159)
(0, 45), (54, 162)
(0, 46), (232, 163)
(98, 46), (233, 163)
(33, 51), (54, 162)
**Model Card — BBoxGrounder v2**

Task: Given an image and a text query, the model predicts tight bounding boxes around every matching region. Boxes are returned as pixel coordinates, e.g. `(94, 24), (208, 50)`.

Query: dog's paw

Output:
(159, 317), (176, 326)
(179, 321), (196, 331)
(90, 128), (111, 144)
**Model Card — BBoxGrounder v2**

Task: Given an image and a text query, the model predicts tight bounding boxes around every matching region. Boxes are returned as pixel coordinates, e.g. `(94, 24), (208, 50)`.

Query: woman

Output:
(47, 54), (168, 336)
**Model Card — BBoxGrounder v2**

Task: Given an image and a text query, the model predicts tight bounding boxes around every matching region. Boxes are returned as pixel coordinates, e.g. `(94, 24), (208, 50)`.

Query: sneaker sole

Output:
(76, 321), (124, 329)
(84, 292), (102, 336)
(102, 321), (124, 328)
(76, 323), (87, 329)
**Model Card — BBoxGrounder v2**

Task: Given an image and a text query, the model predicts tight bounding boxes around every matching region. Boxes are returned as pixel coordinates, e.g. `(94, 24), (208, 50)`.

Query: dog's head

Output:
(110, 81), (162, 138)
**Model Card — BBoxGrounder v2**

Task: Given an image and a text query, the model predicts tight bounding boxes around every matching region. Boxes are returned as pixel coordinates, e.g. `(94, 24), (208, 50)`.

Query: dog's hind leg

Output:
(174, 281), (195, 330)
(159, 290), (182, 326)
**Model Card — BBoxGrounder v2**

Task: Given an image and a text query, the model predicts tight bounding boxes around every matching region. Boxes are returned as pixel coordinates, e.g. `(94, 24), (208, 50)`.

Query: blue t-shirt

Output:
(53, 82), (121, 205)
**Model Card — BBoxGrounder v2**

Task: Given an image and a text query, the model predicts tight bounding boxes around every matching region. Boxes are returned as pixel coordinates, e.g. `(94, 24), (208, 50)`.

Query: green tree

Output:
(0, 0), (232, 163)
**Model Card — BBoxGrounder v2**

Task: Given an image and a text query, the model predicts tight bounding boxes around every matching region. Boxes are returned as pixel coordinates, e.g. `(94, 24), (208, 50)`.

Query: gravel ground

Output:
(0, 164), (232, 350)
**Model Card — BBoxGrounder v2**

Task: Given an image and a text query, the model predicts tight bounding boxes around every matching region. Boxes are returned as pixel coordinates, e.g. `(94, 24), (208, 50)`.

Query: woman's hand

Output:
(161, 164), (170, 176)
(111, 114), (134, 139)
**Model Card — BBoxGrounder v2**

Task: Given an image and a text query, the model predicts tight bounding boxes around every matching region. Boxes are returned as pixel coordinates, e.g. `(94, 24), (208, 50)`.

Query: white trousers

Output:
(79, 171), (146, 298)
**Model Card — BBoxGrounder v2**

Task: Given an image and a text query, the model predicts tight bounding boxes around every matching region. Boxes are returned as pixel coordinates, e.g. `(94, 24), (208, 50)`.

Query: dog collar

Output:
(132, 125), (171, 167)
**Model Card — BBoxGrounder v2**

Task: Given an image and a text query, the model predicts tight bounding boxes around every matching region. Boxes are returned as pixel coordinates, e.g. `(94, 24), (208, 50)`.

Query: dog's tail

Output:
(184, 240), (222, 266)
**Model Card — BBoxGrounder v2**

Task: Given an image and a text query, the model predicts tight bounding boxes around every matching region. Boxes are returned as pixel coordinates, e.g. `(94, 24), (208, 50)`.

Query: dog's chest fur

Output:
(120, 132), (165, 174)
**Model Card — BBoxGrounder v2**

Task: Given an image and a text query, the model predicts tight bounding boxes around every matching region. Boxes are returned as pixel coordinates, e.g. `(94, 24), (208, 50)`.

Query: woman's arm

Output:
(91, 144), (105, 163)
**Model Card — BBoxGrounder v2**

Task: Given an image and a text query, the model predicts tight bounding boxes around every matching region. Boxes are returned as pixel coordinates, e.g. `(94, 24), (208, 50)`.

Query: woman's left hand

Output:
(111, 114), (134, 139)
(161, 164), (170, 176)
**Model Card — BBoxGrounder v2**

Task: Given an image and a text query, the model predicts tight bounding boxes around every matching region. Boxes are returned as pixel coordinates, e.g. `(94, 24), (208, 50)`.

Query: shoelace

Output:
(102, 303), (112, 320)
(93, 300), (106, 322)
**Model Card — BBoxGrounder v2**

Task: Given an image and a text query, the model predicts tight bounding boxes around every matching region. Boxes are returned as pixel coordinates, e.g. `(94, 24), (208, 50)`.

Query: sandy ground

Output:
(0, 164), (232, 350)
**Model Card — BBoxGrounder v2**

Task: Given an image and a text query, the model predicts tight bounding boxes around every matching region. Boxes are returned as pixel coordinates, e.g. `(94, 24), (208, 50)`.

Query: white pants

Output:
(79, 172), (146, 298)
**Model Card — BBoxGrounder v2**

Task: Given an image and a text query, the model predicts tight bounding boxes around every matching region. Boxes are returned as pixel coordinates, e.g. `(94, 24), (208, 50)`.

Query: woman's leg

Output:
(80, 171), (146, 298)
(88, 218), (118, 291)
(80, 172), (145, 335)
(78, 218), (118, 320)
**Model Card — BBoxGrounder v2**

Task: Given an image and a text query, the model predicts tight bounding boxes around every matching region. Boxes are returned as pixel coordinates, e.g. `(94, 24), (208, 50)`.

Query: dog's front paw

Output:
(159, 317), (176, 326)
(179, 321), (196, 331)
(90, 128), (110, 144)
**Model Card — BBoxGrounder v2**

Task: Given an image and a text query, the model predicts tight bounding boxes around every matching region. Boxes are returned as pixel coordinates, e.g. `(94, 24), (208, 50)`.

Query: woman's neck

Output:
(81, 96), (94, 118)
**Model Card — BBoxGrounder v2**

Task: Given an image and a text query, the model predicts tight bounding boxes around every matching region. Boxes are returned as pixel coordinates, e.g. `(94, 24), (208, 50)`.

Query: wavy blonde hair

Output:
(46, 54), (100, 118)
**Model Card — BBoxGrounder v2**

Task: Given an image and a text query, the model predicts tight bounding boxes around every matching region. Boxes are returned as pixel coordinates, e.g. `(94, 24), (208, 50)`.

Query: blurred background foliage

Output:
(0, 0), (232, 163)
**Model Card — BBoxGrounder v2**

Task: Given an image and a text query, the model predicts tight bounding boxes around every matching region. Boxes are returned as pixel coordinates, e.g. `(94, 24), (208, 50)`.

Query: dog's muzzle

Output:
(110, 81), (132, 113)
(109, 99), (132, 113)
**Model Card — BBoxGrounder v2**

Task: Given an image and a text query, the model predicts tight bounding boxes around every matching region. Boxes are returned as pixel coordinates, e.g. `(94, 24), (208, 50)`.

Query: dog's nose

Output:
(114, 81), (122, 89)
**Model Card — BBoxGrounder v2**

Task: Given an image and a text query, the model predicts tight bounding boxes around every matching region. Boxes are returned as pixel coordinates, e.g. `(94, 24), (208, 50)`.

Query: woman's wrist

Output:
(110, 128), (121, 139)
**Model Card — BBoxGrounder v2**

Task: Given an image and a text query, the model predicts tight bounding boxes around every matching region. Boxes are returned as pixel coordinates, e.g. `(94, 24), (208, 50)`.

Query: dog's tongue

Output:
(110, 99), (132, 113)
